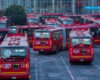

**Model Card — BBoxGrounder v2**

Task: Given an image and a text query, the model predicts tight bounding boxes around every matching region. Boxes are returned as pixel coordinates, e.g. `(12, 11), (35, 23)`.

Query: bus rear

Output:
(0, 34), (30, 79)
(33, 30), (52, 53)
(27, 14), (39, 25)
(69, 29), (94, 63)
(33, 28), (63, 53)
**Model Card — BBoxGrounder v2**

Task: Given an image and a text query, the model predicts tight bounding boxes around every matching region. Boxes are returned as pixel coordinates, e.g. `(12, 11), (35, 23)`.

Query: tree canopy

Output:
(5, 5), (27, 25)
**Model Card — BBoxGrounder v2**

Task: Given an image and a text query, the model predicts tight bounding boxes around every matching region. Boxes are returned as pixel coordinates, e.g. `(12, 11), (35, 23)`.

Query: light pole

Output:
(52, 0), (55, 13)
(34, 0), (37, 13)
(72, 0), (76, 14)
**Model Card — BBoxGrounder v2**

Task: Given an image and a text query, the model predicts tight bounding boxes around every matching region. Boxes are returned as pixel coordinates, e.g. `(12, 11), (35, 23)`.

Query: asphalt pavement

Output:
(30, 45), (100, 80)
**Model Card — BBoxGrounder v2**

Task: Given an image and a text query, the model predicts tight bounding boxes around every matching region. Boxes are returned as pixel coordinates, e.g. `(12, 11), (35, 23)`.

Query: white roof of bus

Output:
(35, 27), (62, 32)
(70, 28), (91, 38)
(0, 34), (29, 47)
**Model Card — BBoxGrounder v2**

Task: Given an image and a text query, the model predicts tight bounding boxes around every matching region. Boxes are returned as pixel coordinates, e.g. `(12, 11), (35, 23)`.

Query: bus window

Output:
(63, 20), (74, 24)
(28, 19), (38, 23)
(72, 38), (91, 46)
(35, 31), (50, 39)
(1, 47), (27, 62)
(0, 23), (6, 29)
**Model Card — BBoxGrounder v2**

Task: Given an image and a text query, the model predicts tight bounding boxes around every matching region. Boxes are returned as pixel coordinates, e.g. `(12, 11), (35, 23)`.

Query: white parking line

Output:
(35, 58), (38, 80)
(60, 56), (75, 80)
(95, 65), (100, 70)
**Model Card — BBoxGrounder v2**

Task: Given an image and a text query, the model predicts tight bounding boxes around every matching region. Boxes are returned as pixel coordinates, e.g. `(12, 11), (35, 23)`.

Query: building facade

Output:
(0, 0), (100, 14)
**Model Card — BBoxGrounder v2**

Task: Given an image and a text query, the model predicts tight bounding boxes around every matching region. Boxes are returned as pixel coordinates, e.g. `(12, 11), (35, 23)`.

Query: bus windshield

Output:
(28, 18), (38, 23)
(63, 20), (73, 24)
(72, 37), (91, 46)
(35, 31), (50, 38)
(1, 47), (27, 59)
(0, 23), (6, 29)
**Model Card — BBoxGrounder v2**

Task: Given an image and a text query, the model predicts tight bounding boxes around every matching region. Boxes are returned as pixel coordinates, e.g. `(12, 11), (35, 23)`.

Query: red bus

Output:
(0, 29), (9, 44)
(58, 16), (74, 24)
(33, 27), (63, 54)
(40, 13), (63, 24)
(69, 14), (85, 24)
(81, 14), (100, 45)
(17, 25), (45, 47)
(27, 14), (39, 25)
(59, 23), (96, 48)
(0, 34), (30, 80)
(69, 28), (94, 63)
(0, 16), (11, 29)
(45, 18), (61, 25)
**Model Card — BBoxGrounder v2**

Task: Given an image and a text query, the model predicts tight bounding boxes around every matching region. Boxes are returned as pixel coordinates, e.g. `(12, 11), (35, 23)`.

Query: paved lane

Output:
(30, 45), (100, 80)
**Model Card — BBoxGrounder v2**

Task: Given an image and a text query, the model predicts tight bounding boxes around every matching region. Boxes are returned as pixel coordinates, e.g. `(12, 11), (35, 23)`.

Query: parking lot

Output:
(29, 45), (100, 80)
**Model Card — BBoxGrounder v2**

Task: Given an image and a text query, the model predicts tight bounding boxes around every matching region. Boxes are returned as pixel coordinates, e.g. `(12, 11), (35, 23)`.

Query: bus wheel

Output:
(70, 61), (73, 64)
(87, 61), (92, 64)
(39, 51), (44, 54)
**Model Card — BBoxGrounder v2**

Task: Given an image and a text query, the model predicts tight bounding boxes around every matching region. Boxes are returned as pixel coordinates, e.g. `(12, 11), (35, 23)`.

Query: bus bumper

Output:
(0, 72), (30, 79)
(33, 46), (56, 52)
(94, 41), (100, 45)
(70, 56), (94, 62)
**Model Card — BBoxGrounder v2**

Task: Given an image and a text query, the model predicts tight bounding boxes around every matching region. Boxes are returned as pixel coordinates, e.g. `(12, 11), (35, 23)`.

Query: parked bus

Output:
(27, 14), (39, 25)
(69, 28), (94, 63)
(69, 14), (85, 24)
(17, 25), (45, 47)
(0, 34), (30, 80)
(33, 27), (63, 53)
(58, 16), (74, 24)
(81, 15), (100, 45)
(0, 16), (11, 29)
(59, 23), (97, 48)
(40, 13), (63, 24)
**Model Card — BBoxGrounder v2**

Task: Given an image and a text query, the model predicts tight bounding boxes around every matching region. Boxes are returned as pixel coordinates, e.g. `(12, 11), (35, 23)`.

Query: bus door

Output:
(66, 29), (72, 48)
(62, 28), (67, 48)
(52, 31), (63, 50)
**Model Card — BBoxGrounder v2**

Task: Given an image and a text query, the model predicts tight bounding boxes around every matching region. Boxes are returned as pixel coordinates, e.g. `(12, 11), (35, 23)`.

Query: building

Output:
(0, 0), (99, 14)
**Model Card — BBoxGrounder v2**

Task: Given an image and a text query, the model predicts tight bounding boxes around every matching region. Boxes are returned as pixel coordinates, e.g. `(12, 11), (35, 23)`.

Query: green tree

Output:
(5, 5), (27, 25)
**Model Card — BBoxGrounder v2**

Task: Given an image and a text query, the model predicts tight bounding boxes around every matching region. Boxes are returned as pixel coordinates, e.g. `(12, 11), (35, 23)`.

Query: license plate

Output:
(80, 59), (84, 61)
(41, 49), (43, 51)
(12, 77), (16, 79)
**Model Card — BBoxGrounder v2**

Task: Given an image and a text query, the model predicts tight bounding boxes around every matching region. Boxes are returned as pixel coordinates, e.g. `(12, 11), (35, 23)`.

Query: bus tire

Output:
(88, 61), (92, 64)
(39, 51), (44, 54)
(70, 61), (73, 64)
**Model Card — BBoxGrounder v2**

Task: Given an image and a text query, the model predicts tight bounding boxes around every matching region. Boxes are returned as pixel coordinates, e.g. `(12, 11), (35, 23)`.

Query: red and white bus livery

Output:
(45, 18), (61, 25)
(58, 16), (74, 24)
(17, 25), (45, 47)
(0, 34), (30, 80)
(0, 16), (11, 29)
(69, 28), (94, 63)
(27, 14), (39, 25)
(33, 27), (63, 53)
